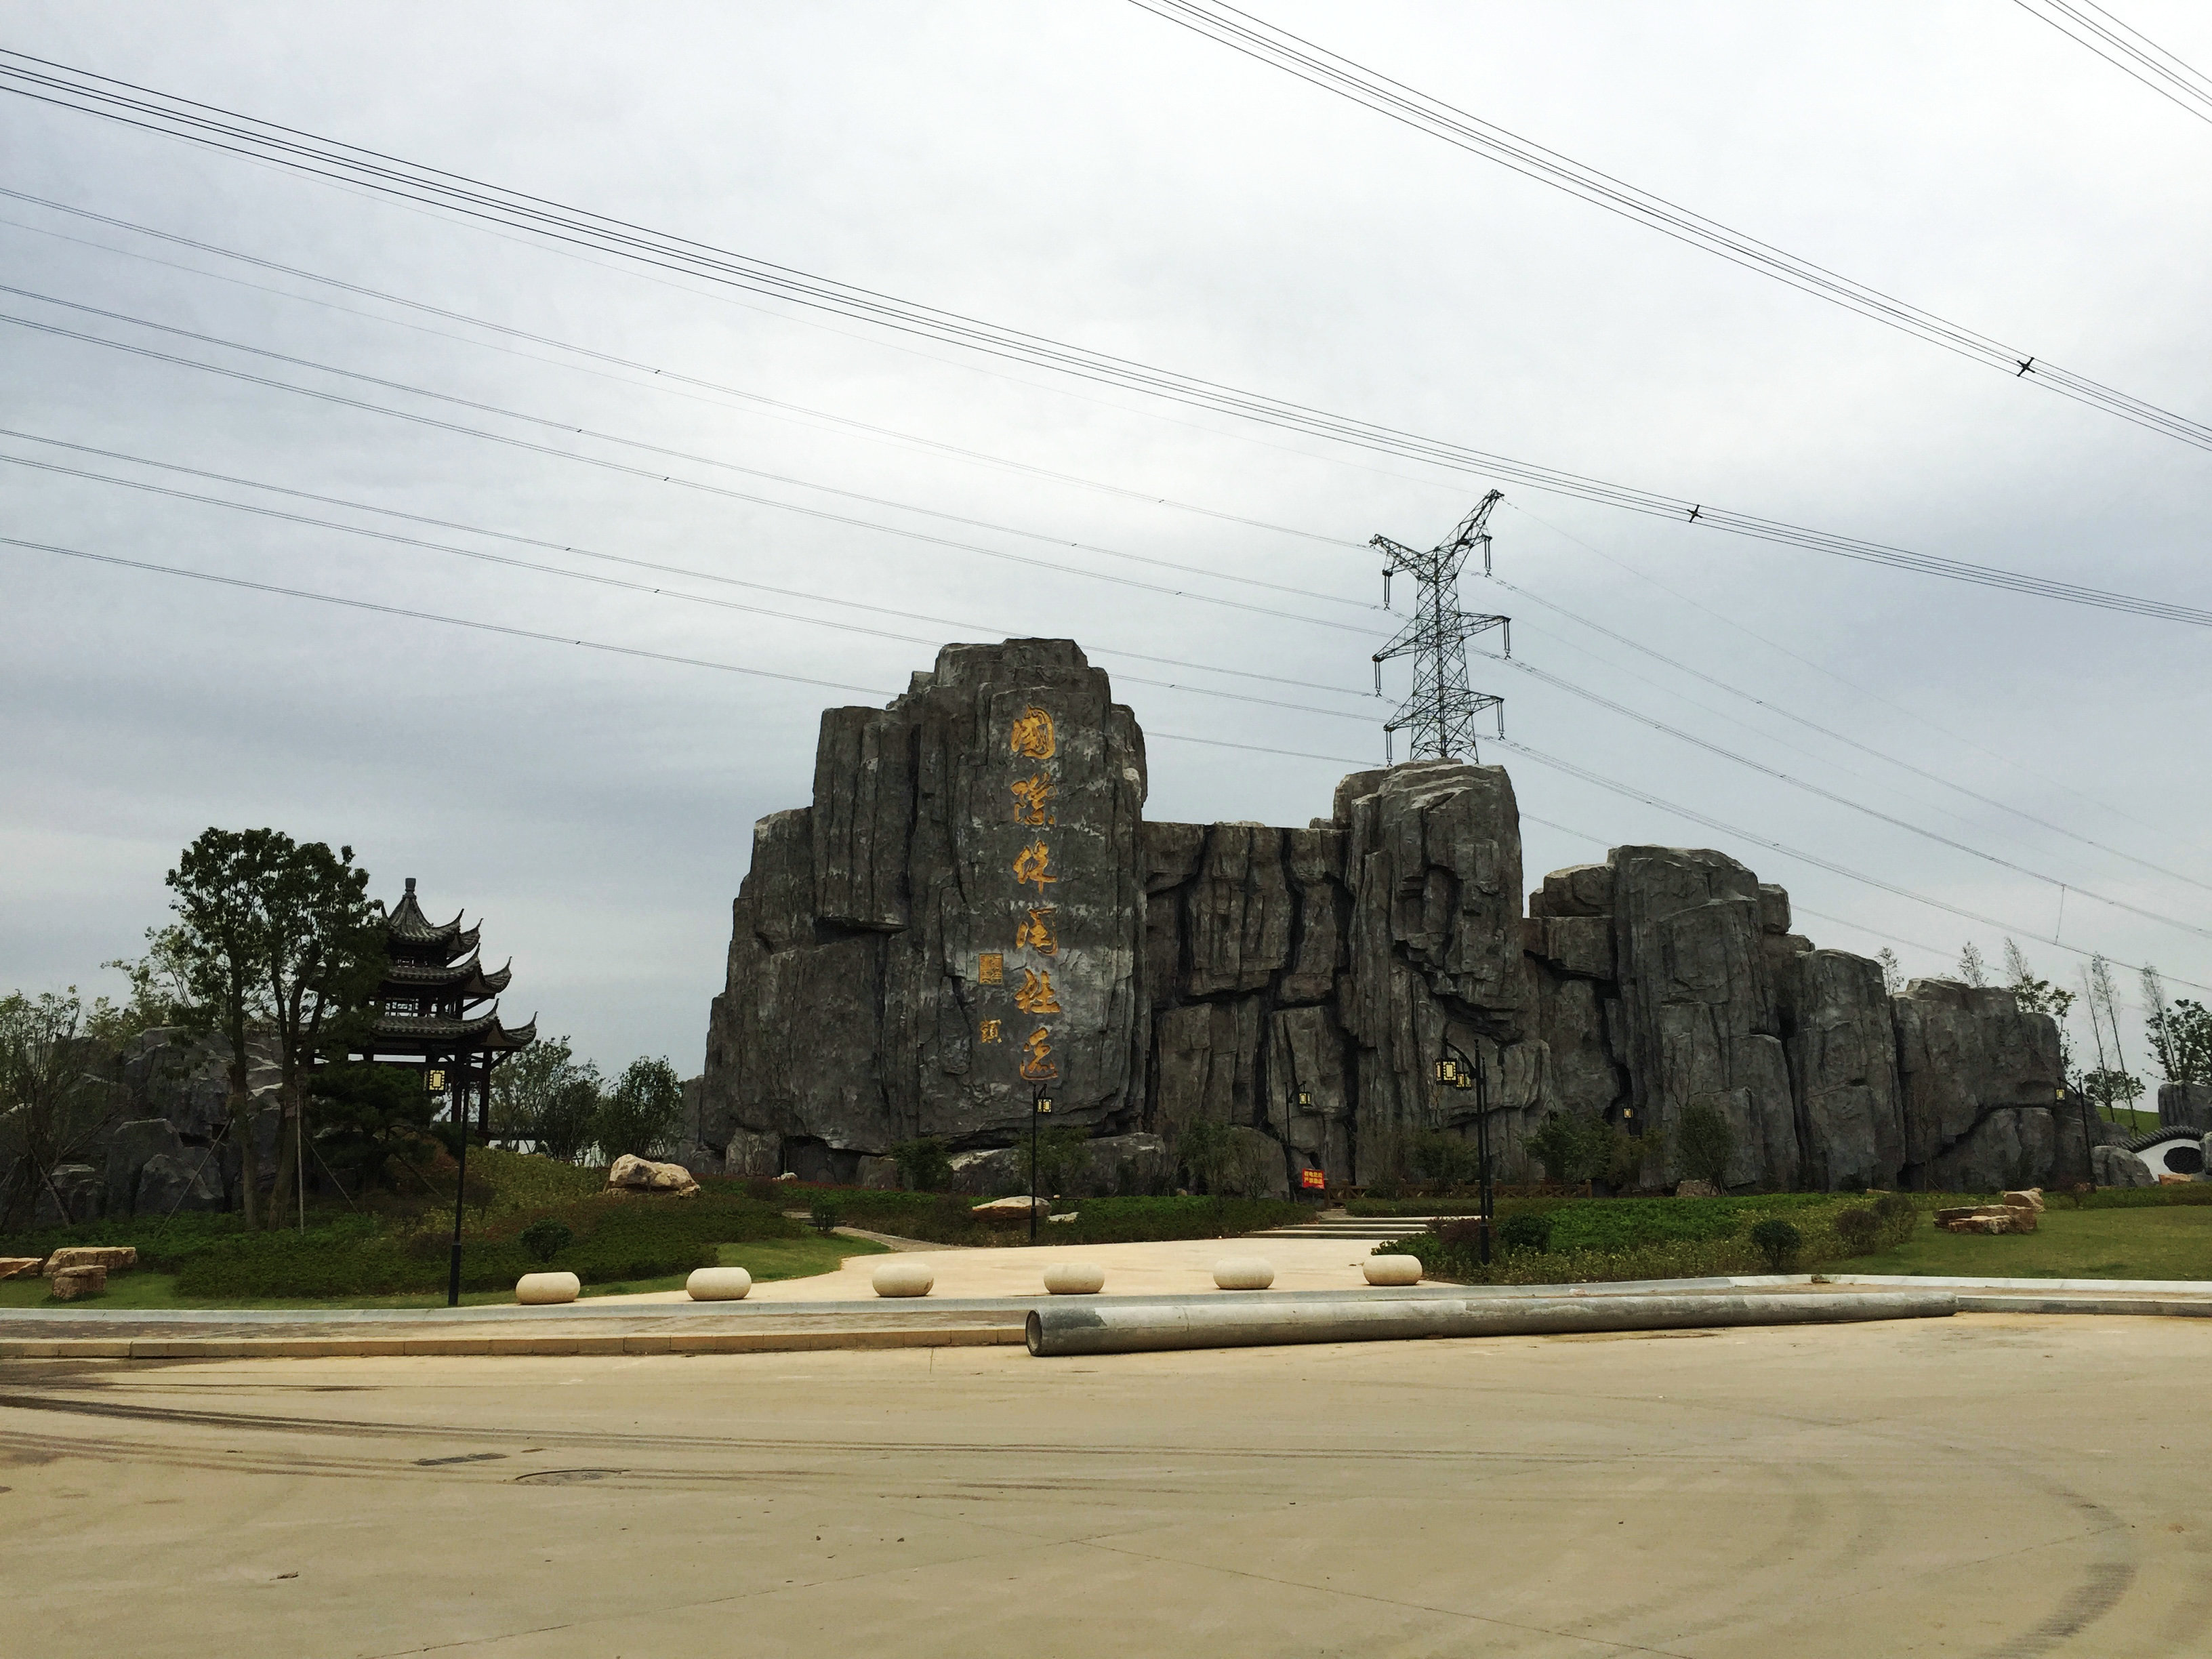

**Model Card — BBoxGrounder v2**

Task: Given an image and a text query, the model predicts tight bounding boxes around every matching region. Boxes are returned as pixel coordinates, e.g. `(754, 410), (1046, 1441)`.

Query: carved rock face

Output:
(1894, 978), (2065, 1190)
(1612, 846), (1797, 1191)
(701, 640), (1147, 1161)
(1782, 949), (1906, 1191)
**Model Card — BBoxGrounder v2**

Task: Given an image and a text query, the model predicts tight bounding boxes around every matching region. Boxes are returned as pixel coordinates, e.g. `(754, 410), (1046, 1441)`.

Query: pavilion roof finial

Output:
(405, 876), (417, 894)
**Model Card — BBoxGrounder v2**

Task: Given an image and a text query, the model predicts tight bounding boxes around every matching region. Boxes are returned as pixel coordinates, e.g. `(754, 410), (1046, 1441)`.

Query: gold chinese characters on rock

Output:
(1015, 906), (1057, 956)
(987, 703), (1069, 1085)
(1008, 705), (1055, 760)
(1012, 841), (1054, 893)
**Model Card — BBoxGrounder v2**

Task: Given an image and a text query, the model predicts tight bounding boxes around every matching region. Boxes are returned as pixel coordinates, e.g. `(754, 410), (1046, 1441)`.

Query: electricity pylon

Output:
(1371, 491), (1510, 763)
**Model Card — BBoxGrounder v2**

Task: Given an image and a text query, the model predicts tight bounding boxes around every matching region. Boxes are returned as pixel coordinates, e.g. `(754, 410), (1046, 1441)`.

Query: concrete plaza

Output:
(5, 1312), (2209, 1657)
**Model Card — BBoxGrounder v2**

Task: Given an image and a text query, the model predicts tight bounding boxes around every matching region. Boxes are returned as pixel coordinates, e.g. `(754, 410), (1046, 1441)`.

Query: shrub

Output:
(1871, 1191), (1919, 1246)
(518, 1217), (573, 1264)
(1832, 1206), (1879, 1256)
(808, 1198), (842, 1233)
(1528, 1111), (1608, 1187)
(1409, 1130), (1481, 1187)
(1677, 1102), (1736, 1191)
(1748, 1218), (1803, 1272)
(889, 1137), (954, 1193)
(1496, 1211), (1554, 1255)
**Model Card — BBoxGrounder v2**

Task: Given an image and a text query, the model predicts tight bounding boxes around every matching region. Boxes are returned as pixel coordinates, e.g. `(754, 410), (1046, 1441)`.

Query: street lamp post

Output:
(1433, 1042), (1493, 1266)
(1029, 1084), (1053, 1246)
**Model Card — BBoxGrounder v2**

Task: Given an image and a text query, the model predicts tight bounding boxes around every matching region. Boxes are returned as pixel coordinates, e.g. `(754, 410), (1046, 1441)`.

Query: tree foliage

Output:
(1675, 1100), (1738, 1191)
(0, 990), (117, 1229)
(1527, 1110), (1608, 1187)
(491, 1034), (604, 1162)
(155, 828), (383, 1227)
(2142, 966), (2212, 1086)
(594, 1057), (684, 1160)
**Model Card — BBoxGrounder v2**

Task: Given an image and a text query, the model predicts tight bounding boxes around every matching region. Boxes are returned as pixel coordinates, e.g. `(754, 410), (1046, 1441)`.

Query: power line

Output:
(0, 186), (1368, 555)
(2012, 0), (2212, 128)
(3, 309), (1378, 638)
(20, 202), (2198, 892)
(3, 53), (2208, 627)
(1498, 498), (2212, 860)
(25, 423), (2212, 951)
(1485, 579), (2212, 899)
(0, 447), (1381, 709)
(1488, 651), (2212, 939)
(13, 526), (2202, 996)
(0, 283), (1370, 617)
(1129, 1), (2212, 452)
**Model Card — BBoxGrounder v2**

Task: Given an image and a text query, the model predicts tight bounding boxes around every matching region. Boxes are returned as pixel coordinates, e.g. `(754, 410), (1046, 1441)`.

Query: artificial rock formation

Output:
(700, 638), (2077, 1195)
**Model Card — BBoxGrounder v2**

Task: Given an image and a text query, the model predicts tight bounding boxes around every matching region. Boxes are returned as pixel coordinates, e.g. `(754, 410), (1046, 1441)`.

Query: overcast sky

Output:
(4, 1), (2208, 1082)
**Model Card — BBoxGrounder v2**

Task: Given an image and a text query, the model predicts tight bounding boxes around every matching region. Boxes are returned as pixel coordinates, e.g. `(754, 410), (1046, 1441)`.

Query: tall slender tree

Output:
(159, 829), (382, 1229)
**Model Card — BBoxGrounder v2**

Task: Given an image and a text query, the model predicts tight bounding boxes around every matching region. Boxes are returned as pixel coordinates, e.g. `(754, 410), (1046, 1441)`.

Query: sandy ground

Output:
(6, 1313), (2211, 1657)
(601, 1234), (1389, 1303)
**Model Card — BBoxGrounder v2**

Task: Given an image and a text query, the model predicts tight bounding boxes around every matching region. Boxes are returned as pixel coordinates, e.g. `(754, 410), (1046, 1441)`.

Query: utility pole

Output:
(1371, 491), (1510, 763)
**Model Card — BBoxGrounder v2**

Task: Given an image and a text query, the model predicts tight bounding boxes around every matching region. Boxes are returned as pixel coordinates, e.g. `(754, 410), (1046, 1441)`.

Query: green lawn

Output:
(1846, 1206), (2212, 1282)
(0, 1233), (884, 1311)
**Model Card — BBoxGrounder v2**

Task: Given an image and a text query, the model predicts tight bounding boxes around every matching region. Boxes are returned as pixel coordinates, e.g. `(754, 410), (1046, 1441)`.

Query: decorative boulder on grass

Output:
(45, 1246), (136, 1276)
(0, 1258), (45, 1282)
(605, 1153), (700, 1197)
(49, 1265), (107, 1300)
(1933, 1204), (2039, 1235)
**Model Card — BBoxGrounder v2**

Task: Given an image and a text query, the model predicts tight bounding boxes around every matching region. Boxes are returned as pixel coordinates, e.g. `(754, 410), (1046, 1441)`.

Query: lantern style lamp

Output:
(1433, 1054), (1459, 1087)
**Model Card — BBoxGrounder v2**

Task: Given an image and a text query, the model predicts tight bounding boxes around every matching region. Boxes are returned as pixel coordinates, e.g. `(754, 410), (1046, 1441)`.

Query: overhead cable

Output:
(0, 449), (1379, 709)
(0, 186), (1367, 554)
(2, 52), (2207, 626)
(12, 527), (2203, 996)
(2011, 0), (2212, 128)
(0, 283), (1370, 615)
(2, 310), (1374, 637)
(1129, 1), (2212, 452)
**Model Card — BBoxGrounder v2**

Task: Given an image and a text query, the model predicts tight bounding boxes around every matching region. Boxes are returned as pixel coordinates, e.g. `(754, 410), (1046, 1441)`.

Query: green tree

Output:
(491, 1034), (604, 1160)
(594, 1057), (684, 1161)
(2005, 940), (2077, 1073)
(2142, 966), (2212, 1085)
(890, 1136), (954, 1192)
(155, 829), (382, 1229)
(0, 989), (117, 1229)
(1675, 1100), (1738, 1191)
(310, 1059), (437, 1194)
(1020, 1124), (1090, 1197)
(1527, 1110), (1607, 1187)
(1957, 943), (1988, 987)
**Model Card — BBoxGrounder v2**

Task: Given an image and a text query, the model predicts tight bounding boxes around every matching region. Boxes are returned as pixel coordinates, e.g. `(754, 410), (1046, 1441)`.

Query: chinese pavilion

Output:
(359, 877), (535, 1133)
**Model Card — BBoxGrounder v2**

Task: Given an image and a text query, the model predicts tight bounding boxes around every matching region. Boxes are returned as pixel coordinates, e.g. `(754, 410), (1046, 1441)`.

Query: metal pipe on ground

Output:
(1024, 1289), (1957, 1357)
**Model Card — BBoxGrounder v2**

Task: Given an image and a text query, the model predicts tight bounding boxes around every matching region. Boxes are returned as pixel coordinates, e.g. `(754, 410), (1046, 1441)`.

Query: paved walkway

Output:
(599, 1233), (1390, 1304)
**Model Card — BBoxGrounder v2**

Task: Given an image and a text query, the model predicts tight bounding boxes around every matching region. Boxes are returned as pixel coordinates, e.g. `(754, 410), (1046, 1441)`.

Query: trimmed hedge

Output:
(170, 1193), (800, 1298)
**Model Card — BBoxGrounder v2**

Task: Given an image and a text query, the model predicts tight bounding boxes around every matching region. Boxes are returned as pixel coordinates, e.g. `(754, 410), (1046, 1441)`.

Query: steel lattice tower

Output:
(1371, 491), (1510, 763)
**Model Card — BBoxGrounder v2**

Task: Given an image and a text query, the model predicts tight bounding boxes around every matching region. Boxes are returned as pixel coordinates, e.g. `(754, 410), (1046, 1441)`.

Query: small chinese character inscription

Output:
(1019, 1027), (1059, 1080)
(979, 1018), (1002, 1044)
(1014, 906), (1057, 956)
(1008, 705), (1056, 760)
(978, 952), (1004, 985)
(1009, 772), (1054, 825)
(1014, 968), (1061, 1015)
(1012, 842), (1055, 893)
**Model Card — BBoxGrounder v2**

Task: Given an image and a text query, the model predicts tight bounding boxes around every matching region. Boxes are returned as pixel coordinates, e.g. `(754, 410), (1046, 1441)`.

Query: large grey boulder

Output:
(1781, 950), (1906, 1191)
(32, 1165), (103, 1227)
(135, 1151), (224, 1216)
(948, 1131), (1170, 1196)
(1611, 846), (1797, 1189)
(701, 640), (1150, 1164)
(2160, 1083), (2212, 1130)
(1335, 762), (1533, 1181)
(1895, 979), (2066, 1190)
(2092, 1143), (2155, 1188)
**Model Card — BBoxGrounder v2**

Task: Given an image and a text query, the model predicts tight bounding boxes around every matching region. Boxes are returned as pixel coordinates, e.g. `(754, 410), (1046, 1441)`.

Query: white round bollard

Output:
(1364, 1254), (1424, 1286)
(872, 1259), (935, 1298)
(686, 1266), (753, 1301)
(1042, 1261), (1106, 1295)
(1212, 1256), (1275, 1290)
(515, 1271), (580, 1305)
